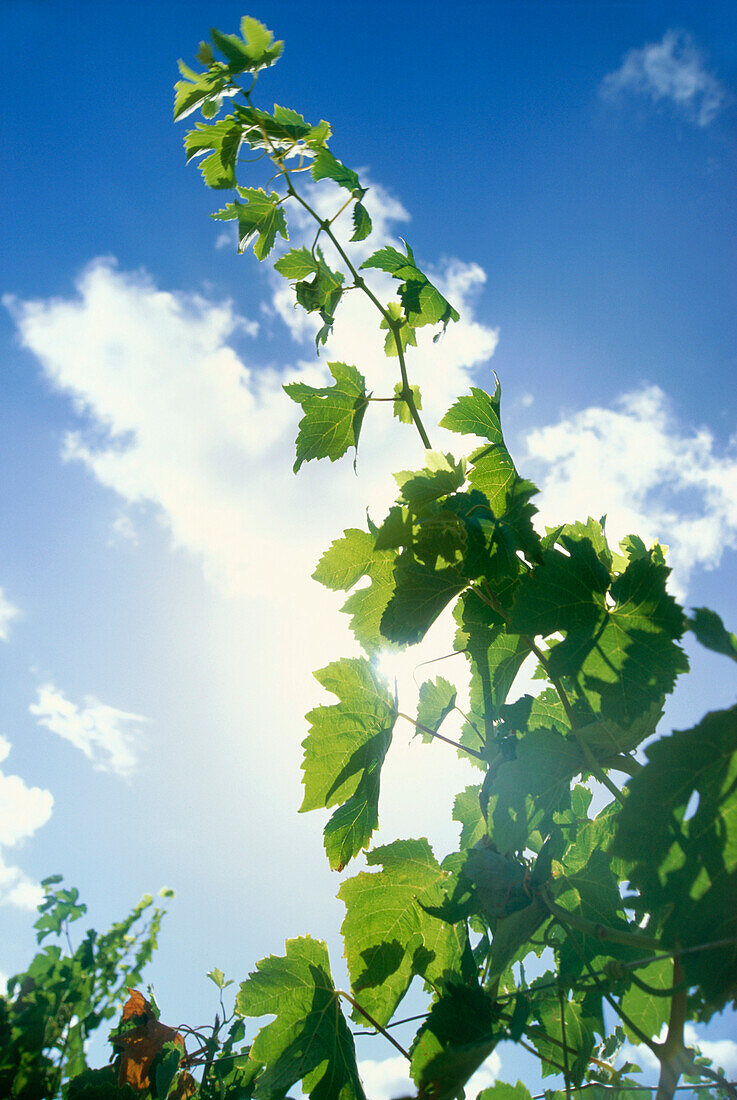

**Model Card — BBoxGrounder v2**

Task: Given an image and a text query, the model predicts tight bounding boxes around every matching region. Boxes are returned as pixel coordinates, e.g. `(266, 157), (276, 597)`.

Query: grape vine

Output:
(3, 15), (737, 1100)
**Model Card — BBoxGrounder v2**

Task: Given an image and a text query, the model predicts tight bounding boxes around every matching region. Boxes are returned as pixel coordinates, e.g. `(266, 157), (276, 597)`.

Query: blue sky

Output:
(2, 0), (737, 1092)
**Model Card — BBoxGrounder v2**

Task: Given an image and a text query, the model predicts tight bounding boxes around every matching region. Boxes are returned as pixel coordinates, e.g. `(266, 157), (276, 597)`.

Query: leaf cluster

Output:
(8, 16), (737, 1100)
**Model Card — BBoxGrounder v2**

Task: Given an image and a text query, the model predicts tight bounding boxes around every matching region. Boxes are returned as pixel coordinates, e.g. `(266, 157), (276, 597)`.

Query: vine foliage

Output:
(3, 15), (737, 1100)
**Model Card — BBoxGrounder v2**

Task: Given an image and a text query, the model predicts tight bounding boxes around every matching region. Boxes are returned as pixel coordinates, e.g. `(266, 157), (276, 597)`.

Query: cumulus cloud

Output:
(620, 1023), (737, 1077)
(358, 1051), (501, 1100)
(601, 29), (727, 126)
(5, 186), (499, 853)
(523, 385), (737, 596)
(0, 735), (53, 910)
(29, 684), (148, 779)
(0, 589), (19, 641)
(6, 187), (496, 604)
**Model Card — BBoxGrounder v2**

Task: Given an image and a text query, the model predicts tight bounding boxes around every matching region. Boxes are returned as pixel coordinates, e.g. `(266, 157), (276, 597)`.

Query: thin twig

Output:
(339, 991), (411, 1060)
(541, 890), (660, 953)
(396, 711), (486, 761)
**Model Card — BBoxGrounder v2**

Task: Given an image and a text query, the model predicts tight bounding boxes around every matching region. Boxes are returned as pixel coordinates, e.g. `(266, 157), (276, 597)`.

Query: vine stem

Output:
(559, 984), (572, 1100)
(396, 711), (486, 761)
(655, 959), (686, 1100)
(338, 991), (410, 1060)
(242, 96), (435, 453)
(471, 584), (626, 807)
(541, 890), (660, 953)
(286, 183), (432, 450)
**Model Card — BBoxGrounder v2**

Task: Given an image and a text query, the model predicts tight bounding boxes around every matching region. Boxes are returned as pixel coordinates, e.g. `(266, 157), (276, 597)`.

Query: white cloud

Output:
(29, 683), (147, 779)
(601, 29), (727, 126)
(5, 188), (499, 855)
(0, 735), (53, 910)
(0, 589), (19, 641)
(523, 385), (737, 595)
(685, 1024), (737, 1075)
(358, 1051), (501, 1100)
(619, 1023), (737, 1077)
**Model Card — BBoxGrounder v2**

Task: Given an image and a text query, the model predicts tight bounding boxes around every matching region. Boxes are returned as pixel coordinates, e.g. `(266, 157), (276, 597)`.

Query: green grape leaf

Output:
(184, 117), (242, 188)
(510, 536), (610, 640)
(351, 201), (372, 242)
(477, 1085), (533, 1100)
(409, 983), (499, 1100)
(487, 896), (549, 982)
(440, 386), (505, 443)
(381, 302), (418, 358)
(512, 538), (686, 729)
(284, 361), (368, 473)
(612, 703), (737, 1009)
(292, 253), (345, 348)
(394, 452), (466, 507)
(175, 20), (282, 122)
(311, 148), (363, 193)
(441, 384), (543, 565)
(361, 241), (459, 333)
(211, 19), (283, 74)
(557, 518), (613, 571)
(453, 595), (531, 761)
(619, 957), (671, 1046)
(380, 554), (467, 645)
(453, 786), (487, 850)
(154, 1043), (184, 1099)
(174, 61), (230, 122)
(274, 247), (319, 280)
(501, 689), (570, 738)
(688, 606), (737, 664)
(233, 101), (330, 154)
(211, 188), (287, 259)
(483, 729), (582, 855)
(300, 658), (396, 870)
(417, 677), (457, 742)
(531, 995), (594, 1084)
(64, 1065), (138, 1099)
(574, 702), (662, 766)
(393, 381), (422, 424)
(235, 936), (365, 1100)
(313, 528), (397, 652)
(575, 555), (687, 726)
(339, 838), (466, 1026)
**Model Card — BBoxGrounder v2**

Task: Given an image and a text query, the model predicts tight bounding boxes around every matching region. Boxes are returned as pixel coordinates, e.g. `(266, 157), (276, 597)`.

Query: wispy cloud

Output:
(0, 589), (19, 641)
(523, 385), (737, 596)
(601, 29), (727, 127)
(0, 735), (53, 909)
(30, 684), (148, 779)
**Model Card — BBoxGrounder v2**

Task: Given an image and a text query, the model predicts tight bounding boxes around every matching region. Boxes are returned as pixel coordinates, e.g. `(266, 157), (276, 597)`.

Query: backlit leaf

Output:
(284, 361), (367, 473)
(688, 606), (737, 664)
(339, 839), (466, 1026)
(211, 188), (287, 258)
(300, 658), (396, 869)
(236, 936), (365, 1100)
(417, 677), (457, 742)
